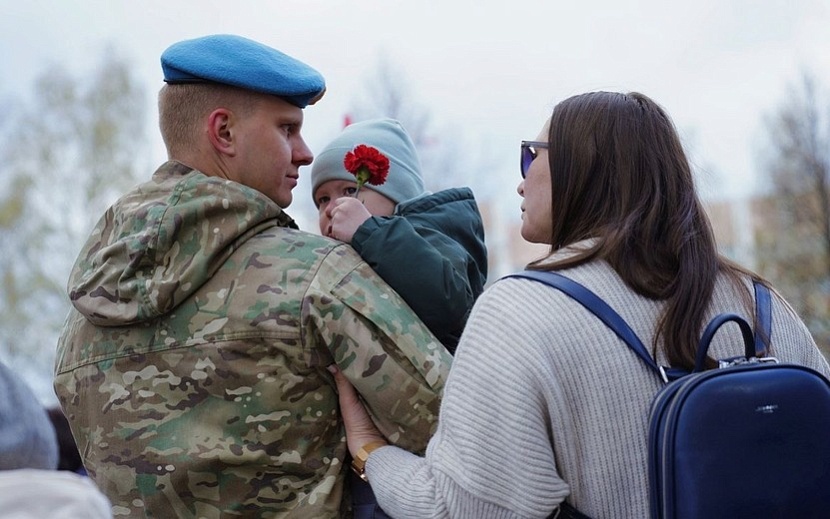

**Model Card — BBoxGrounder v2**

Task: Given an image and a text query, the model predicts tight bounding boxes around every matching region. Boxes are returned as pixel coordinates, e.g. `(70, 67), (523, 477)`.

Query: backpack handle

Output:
(694, 313), (755, 372)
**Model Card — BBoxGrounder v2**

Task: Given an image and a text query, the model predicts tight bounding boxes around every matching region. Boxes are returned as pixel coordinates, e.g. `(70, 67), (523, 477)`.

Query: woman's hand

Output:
(328, 365), (387, 456)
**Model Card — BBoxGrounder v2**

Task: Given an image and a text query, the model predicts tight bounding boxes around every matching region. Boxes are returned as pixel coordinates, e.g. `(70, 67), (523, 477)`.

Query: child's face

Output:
(314, 179), (396, 233)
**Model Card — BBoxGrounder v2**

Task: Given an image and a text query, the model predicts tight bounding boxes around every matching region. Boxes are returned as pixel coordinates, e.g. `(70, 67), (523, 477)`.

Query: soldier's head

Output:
(157, 34), (326, 209)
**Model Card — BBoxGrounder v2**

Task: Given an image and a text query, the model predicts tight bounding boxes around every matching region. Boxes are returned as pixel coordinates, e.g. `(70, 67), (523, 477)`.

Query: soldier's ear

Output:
(207, 108), (237, 157)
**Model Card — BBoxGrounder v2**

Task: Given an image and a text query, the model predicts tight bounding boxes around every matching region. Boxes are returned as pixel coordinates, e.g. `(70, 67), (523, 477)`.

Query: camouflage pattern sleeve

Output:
(54, 163), (451, 517)
(303, 244), (452, 454)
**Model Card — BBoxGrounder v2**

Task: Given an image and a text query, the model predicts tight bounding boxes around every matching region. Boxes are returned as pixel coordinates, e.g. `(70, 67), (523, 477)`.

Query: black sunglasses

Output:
(520, 140), (549, 178)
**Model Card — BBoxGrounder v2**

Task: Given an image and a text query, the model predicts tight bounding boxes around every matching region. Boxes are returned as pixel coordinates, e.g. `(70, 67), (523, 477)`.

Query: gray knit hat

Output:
(311, 118), (426, 206)
(0, 361), (59, 470)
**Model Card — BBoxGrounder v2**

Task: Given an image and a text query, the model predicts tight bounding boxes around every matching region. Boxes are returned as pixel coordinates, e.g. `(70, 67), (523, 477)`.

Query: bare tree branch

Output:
(758, 70), (830, 347)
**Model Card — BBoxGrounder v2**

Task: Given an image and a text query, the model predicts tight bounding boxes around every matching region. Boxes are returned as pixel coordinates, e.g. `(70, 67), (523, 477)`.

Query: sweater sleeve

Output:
(352, 215), (477, 352)
(365, 279), (570, 518)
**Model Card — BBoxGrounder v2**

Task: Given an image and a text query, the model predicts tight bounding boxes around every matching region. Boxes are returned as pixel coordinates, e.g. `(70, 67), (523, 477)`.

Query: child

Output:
(311, 118), (488, 355)
(311, 117), (487, 519)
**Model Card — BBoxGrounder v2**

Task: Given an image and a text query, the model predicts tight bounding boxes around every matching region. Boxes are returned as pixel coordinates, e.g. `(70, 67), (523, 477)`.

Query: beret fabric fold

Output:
(161, 34), (325, 108)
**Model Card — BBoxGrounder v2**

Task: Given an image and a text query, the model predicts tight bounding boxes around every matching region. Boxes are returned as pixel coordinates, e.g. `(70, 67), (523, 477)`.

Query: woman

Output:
(330, 91), (830, 518)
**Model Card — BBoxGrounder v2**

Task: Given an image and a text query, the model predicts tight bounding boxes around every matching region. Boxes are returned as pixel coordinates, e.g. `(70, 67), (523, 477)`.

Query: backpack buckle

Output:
(718, 356), (780, 368)
(658, 365), (670, 384)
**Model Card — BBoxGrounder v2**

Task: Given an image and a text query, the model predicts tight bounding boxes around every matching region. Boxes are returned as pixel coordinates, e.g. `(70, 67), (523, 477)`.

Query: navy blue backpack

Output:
(510, 270), (830, 519)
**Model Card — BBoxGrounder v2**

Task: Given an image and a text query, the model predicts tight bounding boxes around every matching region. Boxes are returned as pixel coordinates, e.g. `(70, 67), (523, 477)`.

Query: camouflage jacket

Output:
(54, 161), (451, 518)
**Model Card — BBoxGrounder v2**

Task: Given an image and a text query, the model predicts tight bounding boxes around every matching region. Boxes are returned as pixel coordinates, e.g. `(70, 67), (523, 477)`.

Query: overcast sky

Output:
(5, 0), (830, 207)
(3, 0), (830, 402)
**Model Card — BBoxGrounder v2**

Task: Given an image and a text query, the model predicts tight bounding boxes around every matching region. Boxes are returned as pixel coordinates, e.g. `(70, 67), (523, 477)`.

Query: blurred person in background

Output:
(0, 360), (111, 518)
(47, 406), (85, 475)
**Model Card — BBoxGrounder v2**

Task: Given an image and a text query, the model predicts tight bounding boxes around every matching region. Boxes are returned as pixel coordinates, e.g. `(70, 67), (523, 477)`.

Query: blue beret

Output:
(161, 34), (326, 108)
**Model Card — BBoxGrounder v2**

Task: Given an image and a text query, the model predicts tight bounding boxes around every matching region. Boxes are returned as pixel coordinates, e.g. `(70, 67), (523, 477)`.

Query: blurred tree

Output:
(347, 54), (490, 193)
(344, 54), (521, 281)
(0, 47), (148, 382)
(757, 71), (830, 352)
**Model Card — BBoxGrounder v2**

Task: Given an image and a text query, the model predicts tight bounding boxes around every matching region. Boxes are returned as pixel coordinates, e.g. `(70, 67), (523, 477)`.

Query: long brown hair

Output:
(529, 91), (761, 370)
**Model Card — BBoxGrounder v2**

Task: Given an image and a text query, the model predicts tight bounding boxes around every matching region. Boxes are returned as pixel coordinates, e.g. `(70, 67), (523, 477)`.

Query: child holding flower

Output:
(311, 117), (487, 519)
(311, 118), (488, 354)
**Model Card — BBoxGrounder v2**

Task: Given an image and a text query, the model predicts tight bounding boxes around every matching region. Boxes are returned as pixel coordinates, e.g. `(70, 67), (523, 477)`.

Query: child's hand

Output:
(326, 197), (372, 243)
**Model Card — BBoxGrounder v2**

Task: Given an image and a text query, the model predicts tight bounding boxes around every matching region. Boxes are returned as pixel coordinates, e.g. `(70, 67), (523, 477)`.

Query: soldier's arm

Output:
(303, 246), (452, 454)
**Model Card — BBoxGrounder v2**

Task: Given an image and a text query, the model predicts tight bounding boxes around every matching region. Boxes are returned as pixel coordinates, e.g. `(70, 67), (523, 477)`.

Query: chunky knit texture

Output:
(365, 256), (830, 518)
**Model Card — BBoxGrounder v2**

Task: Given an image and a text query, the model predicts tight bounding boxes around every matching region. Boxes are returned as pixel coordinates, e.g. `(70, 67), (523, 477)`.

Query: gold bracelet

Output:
(351, 440), (388, 482)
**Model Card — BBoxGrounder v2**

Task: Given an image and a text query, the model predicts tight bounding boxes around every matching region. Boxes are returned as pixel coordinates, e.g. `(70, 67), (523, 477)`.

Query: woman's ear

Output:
(207, 108), (236, 157)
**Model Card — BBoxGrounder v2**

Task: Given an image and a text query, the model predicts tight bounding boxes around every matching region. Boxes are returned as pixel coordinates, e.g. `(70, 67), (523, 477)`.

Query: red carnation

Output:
(343, 145), (390, 197)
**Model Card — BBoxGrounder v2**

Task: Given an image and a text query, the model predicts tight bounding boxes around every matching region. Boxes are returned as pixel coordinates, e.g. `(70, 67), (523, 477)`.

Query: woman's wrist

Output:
(350, 440), (388, 482)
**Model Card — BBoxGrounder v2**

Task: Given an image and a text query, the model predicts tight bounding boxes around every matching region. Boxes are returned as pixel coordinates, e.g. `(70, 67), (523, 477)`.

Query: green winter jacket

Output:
(352, 187), (488, 354)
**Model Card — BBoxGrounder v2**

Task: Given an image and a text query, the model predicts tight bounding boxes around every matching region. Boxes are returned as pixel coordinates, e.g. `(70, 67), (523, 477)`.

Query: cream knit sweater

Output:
(365, 258), (830, 518)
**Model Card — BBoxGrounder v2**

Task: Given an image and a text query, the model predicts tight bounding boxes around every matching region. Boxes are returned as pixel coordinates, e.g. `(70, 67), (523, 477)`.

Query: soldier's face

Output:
(232, 95), (313, 208)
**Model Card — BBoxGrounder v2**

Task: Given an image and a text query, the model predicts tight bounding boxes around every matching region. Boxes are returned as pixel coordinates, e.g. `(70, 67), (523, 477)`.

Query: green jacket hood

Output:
(67, 161), (297, 326)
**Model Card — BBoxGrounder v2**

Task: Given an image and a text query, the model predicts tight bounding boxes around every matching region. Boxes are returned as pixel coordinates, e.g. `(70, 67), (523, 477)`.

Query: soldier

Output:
(54, 34), (451, 518)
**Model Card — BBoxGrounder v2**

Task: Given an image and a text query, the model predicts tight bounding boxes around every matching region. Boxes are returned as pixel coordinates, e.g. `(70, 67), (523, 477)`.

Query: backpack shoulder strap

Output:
(505, 271), (774, 378)
(753, 281), (772, 356)
(504, 270), (666, 379)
